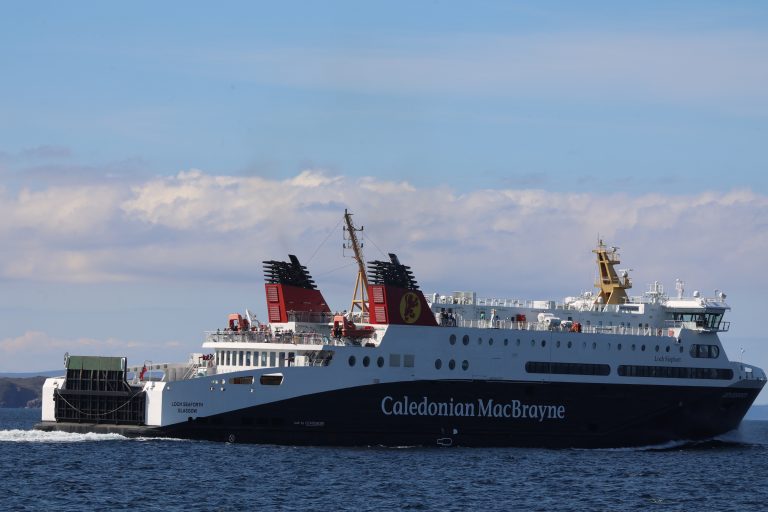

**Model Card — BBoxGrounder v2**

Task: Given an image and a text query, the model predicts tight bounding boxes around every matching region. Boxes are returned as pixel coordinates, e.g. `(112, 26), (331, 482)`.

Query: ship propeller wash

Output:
(36, 214), (765, 447)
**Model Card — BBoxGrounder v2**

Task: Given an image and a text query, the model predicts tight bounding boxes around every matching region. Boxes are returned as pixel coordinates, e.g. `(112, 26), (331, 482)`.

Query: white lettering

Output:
(381, 396), (393, 415)
(380, 395), (566, 421)
(478, 399), (494, 416)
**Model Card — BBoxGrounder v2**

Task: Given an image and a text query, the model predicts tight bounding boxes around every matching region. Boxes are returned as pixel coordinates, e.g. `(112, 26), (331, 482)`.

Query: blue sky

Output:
(1, 2), (768, 401)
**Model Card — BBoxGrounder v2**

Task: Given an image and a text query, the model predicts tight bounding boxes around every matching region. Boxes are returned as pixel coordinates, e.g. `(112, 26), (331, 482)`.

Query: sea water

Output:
(1, 408), (767, 511)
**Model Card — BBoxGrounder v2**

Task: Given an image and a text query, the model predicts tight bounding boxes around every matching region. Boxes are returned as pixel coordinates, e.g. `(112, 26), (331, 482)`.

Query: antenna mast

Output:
(343, 209), (369, 319)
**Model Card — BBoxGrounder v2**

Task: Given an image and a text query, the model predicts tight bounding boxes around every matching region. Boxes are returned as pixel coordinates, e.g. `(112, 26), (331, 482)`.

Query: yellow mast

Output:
(593, 239), (632, 305)
(343, 209), (368, 318)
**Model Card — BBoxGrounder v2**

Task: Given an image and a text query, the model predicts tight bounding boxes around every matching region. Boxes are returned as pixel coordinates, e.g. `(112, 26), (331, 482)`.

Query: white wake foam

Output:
(0, 429), (128, 443)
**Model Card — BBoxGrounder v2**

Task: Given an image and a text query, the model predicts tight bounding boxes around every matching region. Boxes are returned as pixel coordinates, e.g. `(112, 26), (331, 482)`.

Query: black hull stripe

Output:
(38, 380), (762, 448)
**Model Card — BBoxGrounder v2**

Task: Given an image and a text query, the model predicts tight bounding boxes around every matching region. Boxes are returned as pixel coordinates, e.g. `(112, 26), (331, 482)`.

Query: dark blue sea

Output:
(1, 409), (767, 511)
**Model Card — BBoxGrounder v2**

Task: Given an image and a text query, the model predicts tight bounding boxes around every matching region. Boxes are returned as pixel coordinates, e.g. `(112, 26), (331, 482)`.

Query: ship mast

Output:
(343, 209), (368, 319)
(593, 239), (632, 305)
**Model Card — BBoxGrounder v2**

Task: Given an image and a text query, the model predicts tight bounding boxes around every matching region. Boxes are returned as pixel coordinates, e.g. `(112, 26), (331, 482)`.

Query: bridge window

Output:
(404, 354), (415, 368)
(673, 312), (724, 329)
(390, 354), (401, 367)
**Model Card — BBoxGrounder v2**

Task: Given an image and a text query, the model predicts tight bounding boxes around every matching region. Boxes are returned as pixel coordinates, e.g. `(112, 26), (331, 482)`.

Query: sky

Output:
(1, 1), (767, 399)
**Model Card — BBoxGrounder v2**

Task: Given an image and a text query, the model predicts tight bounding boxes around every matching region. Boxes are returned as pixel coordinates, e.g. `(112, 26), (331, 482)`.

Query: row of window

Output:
(434, 359), (470, 371)
(617, 365), (733, 380)
(524, 361), (734, 380)
(348, 354), (415, 368)
(226, 375), (283, 386)
(217, 350), (295, 368)
(448, 335), (686, 354)
(525, 361), (611, 376)
(690, 344), (720, 359)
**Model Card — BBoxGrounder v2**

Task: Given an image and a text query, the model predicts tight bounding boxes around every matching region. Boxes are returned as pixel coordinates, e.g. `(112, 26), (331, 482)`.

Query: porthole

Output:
(582, 342), (587, 349)
(449, 334), (456, 345)
(541, 340), (546, 348)
(348, 356), (356, 367)
(377, 356), (384, 368)
(617, 343), (622, 351)
(655, 345), (660, 352)
(592, 342), (597, 349)
(516, 339), (521, 346)
(462, 335), (469, 346)
(567, 341), (572, 349)
(556, 340), (561, 348)
(462, 360), (469, 371)
(679, 346), (684, 353)
(504, 338), (509, 346)
(363, 356), (370, 367)
(478, 337), (482, 345)
(489, 338), (494, 346)
(449, 359), (456, 370)
(641, 345), (646, 352)
(666, 346), (670, 353)
(631, 344), (636, 351)
(435, 359), (442, 370)
(531, 339), (535, 347)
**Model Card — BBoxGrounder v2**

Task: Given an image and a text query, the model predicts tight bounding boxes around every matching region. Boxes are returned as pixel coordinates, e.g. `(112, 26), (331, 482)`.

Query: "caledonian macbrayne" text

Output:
(380, 396), (566, 421)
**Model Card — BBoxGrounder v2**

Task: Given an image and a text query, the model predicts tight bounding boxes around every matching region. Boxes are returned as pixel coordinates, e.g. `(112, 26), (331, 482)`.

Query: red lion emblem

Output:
(399, 292), (421, 324)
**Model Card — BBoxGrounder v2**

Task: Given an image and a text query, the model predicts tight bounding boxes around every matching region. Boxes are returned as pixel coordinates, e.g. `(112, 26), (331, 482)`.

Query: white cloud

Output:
(0, 169), (766, 299)
(0, 185), (123, 237)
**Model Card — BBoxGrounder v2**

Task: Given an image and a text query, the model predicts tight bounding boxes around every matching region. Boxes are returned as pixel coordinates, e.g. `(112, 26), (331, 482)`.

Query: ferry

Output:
(35, 212), (765, 447)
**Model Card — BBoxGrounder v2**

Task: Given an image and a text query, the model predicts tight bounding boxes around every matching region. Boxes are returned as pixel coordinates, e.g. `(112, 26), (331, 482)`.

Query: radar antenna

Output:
(343, 209), (368, 319)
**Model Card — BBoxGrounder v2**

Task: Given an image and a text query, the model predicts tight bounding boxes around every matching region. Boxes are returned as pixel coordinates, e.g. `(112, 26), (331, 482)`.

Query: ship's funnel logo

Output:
(399, 292), (421, 324)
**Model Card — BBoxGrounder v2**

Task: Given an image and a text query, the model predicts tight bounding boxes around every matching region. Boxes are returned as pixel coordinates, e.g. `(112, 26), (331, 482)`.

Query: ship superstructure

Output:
(36, 220), (765, 447)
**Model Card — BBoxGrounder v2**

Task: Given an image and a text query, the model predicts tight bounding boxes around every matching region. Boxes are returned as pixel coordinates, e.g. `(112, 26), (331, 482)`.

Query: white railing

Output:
(127, 360), (213, 384)
(447, 319), (672, 337)
(204, 331), (331, 346)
